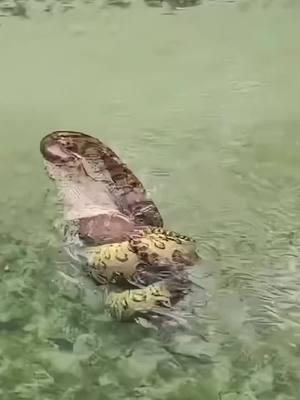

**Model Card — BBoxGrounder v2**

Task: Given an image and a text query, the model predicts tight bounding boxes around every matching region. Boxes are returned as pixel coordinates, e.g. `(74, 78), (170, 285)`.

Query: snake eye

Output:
(58, 138), (75, 151)
(64, 141), (74, 150)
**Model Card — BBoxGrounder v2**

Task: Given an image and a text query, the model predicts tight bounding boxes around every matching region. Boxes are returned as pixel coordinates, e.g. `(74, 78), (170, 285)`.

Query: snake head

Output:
(40, 130), (106, 184)
(40, 130), (99, 165)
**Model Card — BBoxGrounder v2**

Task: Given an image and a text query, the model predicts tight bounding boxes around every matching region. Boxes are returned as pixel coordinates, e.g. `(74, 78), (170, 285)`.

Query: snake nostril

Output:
(64, 141), (73, 149)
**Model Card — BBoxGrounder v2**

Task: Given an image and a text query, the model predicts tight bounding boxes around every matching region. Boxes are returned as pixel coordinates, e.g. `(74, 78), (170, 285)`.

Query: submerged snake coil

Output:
(40, 131), (200, 322)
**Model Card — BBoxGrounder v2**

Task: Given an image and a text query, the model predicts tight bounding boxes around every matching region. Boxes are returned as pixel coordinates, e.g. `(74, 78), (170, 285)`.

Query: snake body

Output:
(40, 131), (200, 323)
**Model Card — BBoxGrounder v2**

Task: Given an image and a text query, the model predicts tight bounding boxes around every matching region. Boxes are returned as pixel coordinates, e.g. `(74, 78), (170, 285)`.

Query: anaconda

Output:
(40, 130), (200, 323)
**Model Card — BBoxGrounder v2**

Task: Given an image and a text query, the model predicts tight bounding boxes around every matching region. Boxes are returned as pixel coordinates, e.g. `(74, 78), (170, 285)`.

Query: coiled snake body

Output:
(40, 131), (200, 323)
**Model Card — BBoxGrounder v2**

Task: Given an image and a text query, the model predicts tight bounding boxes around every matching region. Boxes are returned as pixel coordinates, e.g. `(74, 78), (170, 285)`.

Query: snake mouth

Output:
(40, 130), (97, 165)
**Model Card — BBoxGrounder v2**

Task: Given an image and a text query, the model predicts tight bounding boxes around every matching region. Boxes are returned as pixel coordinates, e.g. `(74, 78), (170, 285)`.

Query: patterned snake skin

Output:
(40, 131), (200, 322)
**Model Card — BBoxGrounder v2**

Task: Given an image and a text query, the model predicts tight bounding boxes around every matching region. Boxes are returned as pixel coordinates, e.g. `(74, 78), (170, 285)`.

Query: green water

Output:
(1, 1), (300, 399)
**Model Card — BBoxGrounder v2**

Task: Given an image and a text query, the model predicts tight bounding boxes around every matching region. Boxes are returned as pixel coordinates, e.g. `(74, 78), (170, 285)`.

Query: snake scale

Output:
(40, 131), (200, 323)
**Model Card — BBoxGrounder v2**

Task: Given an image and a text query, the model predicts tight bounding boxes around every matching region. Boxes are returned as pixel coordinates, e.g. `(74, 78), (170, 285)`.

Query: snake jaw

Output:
(41, 132), (93, 170)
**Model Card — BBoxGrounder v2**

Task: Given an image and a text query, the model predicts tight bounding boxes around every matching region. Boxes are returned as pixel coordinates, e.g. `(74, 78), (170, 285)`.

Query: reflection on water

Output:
(0, 1), (300, 399)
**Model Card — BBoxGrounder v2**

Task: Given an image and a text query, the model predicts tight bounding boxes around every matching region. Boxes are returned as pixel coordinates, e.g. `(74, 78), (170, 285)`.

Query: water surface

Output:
(1, 1), (300, 399)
